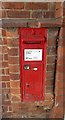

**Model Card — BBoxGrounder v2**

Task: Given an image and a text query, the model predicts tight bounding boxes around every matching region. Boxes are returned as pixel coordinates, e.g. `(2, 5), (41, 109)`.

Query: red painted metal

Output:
(20, 28), (47, 102)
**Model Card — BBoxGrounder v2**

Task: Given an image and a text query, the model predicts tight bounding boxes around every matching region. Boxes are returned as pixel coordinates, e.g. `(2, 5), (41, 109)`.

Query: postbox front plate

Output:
(20, 28), (47, 102)
(24, 63), (43, 101)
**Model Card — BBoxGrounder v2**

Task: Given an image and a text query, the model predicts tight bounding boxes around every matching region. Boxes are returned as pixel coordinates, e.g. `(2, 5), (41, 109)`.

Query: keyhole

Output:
(26, 83), (30, 87)
(27, 85), (29, 87)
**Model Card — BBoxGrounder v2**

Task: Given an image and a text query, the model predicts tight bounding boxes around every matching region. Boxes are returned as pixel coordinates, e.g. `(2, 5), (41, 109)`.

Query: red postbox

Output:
(20, 28), (47, 102)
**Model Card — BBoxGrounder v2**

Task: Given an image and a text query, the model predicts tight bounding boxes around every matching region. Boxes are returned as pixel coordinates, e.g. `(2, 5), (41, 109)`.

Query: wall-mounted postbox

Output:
(20, 28), (47, 102)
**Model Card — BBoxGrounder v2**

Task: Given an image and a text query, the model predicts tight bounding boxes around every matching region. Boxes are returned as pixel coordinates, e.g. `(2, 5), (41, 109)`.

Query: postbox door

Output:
(23, 63), (43, 101)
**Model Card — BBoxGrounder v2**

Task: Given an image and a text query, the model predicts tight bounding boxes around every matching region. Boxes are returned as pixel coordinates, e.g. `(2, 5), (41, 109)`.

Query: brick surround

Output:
(0, 1), (64, 119)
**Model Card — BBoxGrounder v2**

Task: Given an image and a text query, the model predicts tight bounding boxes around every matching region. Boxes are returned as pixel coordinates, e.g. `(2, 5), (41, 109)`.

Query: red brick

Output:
(43, 11), (55, 18)
(2, 69), (5, 74)
(63, 27), (65, 37)
(7, 38), (19, 47)
(0, 1), (2, 9)
(47, 64), (55, 71)
(56, 95), (63, 103)
(63, 8), (65, 16)
(47, 56), (55, 64)
(11, 107), (20, 114)
(55, 2), (62, 10)
(3, 38), (7, 45)
(0, 61), (2, 68)
(0, 10), (2, 18)
(5, 68), (9, 75)
(48, 39), (56, 46)
(2, 112), (12, 118)
(6, 28), (19, 37)
(2, 61), (8, 68)
(2, 93), (10, 101)
(8, 57), (19, 64)
(10, 88), (20, 94)
(63, 2), (65, 8)
(46, 72), (54, 80)
(47, 47), (56, 55)
(54, 105), (63, 117)
(2, 29), (6, 36)
(32, 11), (42, 18)
(55, 88), (63, 96)
(64, 89), (65, 95)
(57, 55), (63, 64)
(0, 54), (3, 61)
(3, 54), (8, 61)
(46, 86), (53, 93)
(10, 80), (20, 88)
(0, 10), (6, 18)
(42, 99), (54, 108)
(3, 46), (8, 54)
(25, 2), (48, 10)
(55, 7), (63, 18)
(0, 69), (2, 74)
(2, 82), (6, 88)
(8, 106), (12, 112)
(6, 10), (30, 18)
(56, 72), (63, 81)
(59, 27), (63, 37)
(2, 76), (9, 81)
(45, 80), (53, 87)
(2, 2), (24, 9)
(48, 29), (58, 39)
(2, 88), (10, 95)
(0, 46), (2, 53)
(63, 18), (65, 25)
(58, 47), (64, 57)
(10, 73), (19, 80)
(58, 38), (64, 46)
(0, 94), (2, 106)
(2, 106), (8, 112)
(45, 93), (54, 100)
(55, 80), (63, 89)
(9, 65), (19, 73)
(56, 65), (63, 73)
(6, 82), (10, 88)
(11, 95), (21, 102)
(0, 38), (2, 45)
(0, 29), (2, 36)
(11, 102), (22, 109)
(0, 62), (3, 69)
(8, 48), (18, 56)
(55, 113), (63, 118)
(64, 95), (65, 102)
(1, 69), (4, 75)
(2, 100), (11, 106)
(49, 2), (55, 11)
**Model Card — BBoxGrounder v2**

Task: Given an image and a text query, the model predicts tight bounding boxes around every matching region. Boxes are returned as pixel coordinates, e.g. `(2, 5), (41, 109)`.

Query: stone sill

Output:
(1, 18), (63, 28)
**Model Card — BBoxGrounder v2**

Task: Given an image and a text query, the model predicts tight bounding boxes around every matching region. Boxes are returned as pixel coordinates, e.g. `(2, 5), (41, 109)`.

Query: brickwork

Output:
(49, 2), (64, 118)
(1, 2), (64, 119)
(63, 1), (65, 115)
(49, 27), (64, 118)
